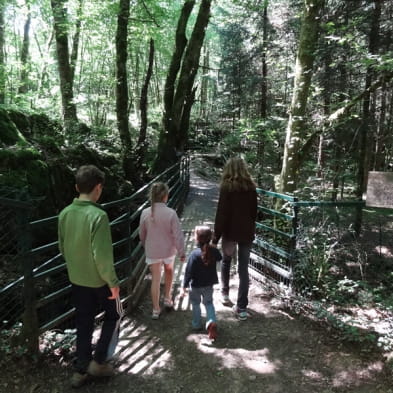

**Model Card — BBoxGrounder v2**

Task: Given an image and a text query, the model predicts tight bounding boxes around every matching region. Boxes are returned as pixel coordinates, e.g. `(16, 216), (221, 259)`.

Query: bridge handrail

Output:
(0, 155), (190, 351)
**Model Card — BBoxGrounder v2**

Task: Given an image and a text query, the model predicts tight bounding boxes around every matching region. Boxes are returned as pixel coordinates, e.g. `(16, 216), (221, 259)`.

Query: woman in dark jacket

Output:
(212, 157), (257, 321)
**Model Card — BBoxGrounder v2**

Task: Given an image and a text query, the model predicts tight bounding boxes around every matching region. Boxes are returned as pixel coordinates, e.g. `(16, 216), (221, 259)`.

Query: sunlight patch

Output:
(115, 322), (174, 376)
(331, 361), (384, 387)
(302, 369), (323, 381)
(374, 245), (393, 257)
(187, 335), (279, 374)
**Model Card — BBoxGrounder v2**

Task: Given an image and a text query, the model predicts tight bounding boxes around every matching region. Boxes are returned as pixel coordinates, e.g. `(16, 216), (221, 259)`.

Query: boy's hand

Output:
(180, 255), (186, 263)
(108, 286), (120, 299)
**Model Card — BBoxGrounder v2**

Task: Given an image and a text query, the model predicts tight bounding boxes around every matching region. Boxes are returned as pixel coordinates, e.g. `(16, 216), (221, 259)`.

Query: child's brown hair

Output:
(195, 225), (215, 266)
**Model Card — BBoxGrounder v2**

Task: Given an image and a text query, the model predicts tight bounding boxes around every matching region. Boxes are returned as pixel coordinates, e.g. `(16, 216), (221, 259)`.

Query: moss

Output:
(30, 113), (64, 143)
(26, 160), (50, 196)
(0, 108), (27, 146)
(7, 109), (31, 137)
(0, 147), (41, 169)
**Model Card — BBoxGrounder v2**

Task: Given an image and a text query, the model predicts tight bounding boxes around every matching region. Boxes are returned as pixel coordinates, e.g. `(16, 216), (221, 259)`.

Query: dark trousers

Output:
(72, 284), (123, 373)
(220, 240), (251, 311)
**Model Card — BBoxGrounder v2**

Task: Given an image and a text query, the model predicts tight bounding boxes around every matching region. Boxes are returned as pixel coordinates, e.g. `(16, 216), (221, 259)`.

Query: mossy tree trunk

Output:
(279, 0), (325, 194)
(51, 0), (78, 130)
(153, 0), (211, 173)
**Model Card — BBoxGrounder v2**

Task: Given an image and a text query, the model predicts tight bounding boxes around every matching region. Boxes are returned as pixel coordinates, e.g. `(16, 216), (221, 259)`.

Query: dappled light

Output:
(331, 361), (384, 388)
(186, 337), (280, 374)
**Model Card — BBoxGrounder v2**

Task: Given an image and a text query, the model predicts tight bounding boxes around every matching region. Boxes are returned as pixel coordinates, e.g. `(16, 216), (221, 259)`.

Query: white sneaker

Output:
(221, 294), (230, 304)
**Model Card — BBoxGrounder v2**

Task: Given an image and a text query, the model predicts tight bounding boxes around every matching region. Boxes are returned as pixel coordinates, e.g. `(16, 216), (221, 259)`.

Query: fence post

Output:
(290, 198), (299, 277)
(17, 203), (39, 354)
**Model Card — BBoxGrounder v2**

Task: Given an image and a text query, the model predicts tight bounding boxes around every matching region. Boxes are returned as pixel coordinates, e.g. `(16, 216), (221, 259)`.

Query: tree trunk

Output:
(354, 0), (381, 236)
(163, 0), (195, 133)
(199, 45), (209, 119)
(51, 0), (78, 129)
(174, 0), (211, 149)
(154, 0), (211, 173)
(70, 0), (83, 84)
(36, 29), (54, 98)
(18, 2), (31, 95)
(279, 0), (325, 194)
(260, 2), (268, 118)
(133, 38), (155, 185)
(373, 81), (387, 170)
(115, 0), (133, 181)
(153, 0), (195, 173)
(0, 0), (5, 104)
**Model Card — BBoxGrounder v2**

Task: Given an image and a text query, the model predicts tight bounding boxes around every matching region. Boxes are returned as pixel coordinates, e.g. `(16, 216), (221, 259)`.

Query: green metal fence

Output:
(250, 188), (365, 289)
(0, 156), (190, 352)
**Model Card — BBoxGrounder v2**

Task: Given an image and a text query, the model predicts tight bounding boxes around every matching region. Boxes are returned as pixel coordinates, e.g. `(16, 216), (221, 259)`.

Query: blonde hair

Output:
(220, 157), (256, 192)
(149, 182), (169, 220)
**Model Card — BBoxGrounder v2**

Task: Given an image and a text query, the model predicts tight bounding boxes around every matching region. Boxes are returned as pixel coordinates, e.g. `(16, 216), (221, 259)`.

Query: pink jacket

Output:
(139, 203), (185, 259)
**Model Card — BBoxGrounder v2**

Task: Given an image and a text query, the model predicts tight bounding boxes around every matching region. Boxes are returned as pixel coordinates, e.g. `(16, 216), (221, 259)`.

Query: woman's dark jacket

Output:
(212, 188), (257, 245)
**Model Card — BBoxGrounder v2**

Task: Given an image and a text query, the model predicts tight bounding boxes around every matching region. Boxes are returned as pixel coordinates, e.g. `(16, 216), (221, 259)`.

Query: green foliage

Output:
(314, 305), (377, 345)
(0, 108), (28, 146)
(293, 234), (335, 298)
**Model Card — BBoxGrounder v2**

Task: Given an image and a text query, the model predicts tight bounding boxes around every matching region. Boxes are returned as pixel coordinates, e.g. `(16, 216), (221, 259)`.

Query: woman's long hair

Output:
(220, 157), (256, 192)
(149, 182), (169, 220)
(195, 226), (215, 266)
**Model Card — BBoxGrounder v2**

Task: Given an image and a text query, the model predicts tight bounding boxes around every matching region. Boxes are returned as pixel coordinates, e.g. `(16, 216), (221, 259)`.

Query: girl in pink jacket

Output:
(139, 182), (186, 319)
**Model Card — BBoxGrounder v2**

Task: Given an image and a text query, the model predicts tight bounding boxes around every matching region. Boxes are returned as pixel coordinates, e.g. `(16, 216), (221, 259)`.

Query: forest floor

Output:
(2, 155), (393, 393)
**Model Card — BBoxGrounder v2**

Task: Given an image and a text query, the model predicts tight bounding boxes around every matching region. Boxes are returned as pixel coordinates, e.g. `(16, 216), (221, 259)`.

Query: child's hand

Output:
(179, 288), (187, 298)
(108, 286), (120, 299)
(180, 255), (186, 263)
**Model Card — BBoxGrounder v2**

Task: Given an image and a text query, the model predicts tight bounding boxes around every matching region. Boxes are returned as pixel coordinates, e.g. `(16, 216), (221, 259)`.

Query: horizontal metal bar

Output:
(253, 237), (293, 259)
(102, 162), (179, 209)
(294, 200), (365, 207)
(112, 237), (131, 249)
(258, 205), (294, 220)
(256, 222), (294, 239)
(35, 262), (66, 280)
(39, 308), (75, 333)
(30, 215), (58, 228)
(33, 253), (63, 273)
(256, 188), (297, 202)
(29, 241), (58, 257)
(36, 284), (72, 309)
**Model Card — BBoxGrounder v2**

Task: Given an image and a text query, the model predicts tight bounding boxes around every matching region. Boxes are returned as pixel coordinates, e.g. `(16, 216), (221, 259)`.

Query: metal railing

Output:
(250, 188), (365, 289)
(0, 156), (190, 352)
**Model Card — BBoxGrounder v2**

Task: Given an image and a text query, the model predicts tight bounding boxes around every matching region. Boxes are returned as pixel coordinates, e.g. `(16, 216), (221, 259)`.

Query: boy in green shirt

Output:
(58, 165), (123, 388)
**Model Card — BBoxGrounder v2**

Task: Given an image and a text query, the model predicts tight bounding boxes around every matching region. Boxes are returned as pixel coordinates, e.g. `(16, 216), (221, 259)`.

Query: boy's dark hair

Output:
(75, 165), (105, 194)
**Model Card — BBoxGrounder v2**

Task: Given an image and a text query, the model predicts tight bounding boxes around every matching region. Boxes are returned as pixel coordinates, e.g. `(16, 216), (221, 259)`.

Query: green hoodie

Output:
(58, 198), (119, 288)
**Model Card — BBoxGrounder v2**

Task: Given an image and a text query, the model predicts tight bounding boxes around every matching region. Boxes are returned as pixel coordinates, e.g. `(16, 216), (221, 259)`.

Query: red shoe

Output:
(207, 321), (217, 341)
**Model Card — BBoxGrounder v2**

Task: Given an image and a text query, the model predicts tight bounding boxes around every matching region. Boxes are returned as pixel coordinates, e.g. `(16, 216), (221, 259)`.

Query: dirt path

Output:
(2, 155), (392, 393)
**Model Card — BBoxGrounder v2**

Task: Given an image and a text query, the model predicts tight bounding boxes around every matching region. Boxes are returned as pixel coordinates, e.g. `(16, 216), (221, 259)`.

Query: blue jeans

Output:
(189, 286), (216, 329)
(221, 240), (251, 311)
